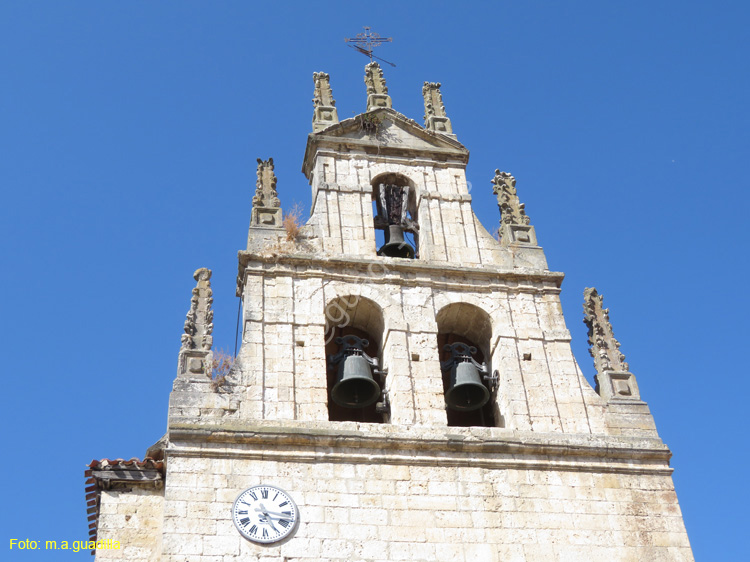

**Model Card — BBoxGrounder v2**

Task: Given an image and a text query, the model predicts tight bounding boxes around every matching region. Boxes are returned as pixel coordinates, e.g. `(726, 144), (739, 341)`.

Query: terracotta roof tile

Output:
(84, 457), (165, 554)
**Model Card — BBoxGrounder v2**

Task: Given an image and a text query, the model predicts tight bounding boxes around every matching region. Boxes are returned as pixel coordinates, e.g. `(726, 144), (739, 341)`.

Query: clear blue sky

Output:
(1, 2), (747, 560)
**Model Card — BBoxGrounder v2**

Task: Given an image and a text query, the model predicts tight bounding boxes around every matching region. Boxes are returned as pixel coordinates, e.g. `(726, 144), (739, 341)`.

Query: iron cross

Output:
(345, 26), (395, 67)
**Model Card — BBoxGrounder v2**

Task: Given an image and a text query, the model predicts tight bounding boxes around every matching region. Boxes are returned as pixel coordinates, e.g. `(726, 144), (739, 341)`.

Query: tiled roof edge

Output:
(84, 457), (165, 554)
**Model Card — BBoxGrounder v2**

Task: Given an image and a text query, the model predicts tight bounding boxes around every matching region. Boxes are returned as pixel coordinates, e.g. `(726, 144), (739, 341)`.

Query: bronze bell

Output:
(378, 224), (415, 259)
(375, 183), (416, 259)
(441, 343), (490, 412)
(329, 335), (381, 409)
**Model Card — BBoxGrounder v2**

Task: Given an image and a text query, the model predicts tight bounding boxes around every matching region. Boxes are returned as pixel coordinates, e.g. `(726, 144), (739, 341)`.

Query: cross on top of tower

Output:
(345, 26), (396, 67)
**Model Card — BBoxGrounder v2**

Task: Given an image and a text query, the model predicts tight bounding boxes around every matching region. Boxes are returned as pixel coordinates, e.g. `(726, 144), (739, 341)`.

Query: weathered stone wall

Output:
(207, 256), (634, 437)
(95, 487), (163, 561)
(170, 252), (659, 440)
(158, 435), (692, 562)
(301, 114), (546, 271)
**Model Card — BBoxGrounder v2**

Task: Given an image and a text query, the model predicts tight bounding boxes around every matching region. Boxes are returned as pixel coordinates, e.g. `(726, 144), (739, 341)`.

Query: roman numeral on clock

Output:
(261, 489), (269, 499)
(279, 519), (290, 528)
(239, 517), (251, 526)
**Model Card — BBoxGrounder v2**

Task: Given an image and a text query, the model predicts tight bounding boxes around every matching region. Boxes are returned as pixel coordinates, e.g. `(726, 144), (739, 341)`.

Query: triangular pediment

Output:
(320, 108), (466, 150)
(303, 108), (469, 178)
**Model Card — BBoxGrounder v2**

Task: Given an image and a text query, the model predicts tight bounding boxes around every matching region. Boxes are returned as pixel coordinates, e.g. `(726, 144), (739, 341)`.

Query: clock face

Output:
(232, 485), (299, 544)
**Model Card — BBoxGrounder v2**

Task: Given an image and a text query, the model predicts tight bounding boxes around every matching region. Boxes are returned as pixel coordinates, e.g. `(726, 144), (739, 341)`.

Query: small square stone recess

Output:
(614, 379), (632, 396)
(602, 371), (641, 402)
(510, 225), (535, 245)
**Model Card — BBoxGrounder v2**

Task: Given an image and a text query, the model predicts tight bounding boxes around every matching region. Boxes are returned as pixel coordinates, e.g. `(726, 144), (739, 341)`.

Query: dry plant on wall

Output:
(262, 202), (309, 258)
(358, 113), (382, 135)
(283, 203), (304, 242)
(211, 348), (235, 391)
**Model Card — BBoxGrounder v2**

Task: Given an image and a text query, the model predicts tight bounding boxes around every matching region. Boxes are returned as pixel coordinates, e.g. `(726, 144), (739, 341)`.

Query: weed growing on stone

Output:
(283, 203), (304, 242)
(211, 348), (235, 390)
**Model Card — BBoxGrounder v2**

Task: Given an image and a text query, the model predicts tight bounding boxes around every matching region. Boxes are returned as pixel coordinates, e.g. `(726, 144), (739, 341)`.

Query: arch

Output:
(435, 301), (496, 427)
(370, 171), (417, 191)
(370, 173), (419, 259)
(435, 302), (493, 358)
(324, 294), (385, 349)
(324, 295), (387, 423)
(324, 281), (409, 333)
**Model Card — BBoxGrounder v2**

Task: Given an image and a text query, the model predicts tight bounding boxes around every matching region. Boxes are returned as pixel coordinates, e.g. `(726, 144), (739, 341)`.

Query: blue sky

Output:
(1, 2), (747, 559)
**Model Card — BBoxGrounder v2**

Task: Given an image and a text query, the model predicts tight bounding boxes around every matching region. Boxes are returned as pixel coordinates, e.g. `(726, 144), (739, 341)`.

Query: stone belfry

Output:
(85, 64), (694, 561)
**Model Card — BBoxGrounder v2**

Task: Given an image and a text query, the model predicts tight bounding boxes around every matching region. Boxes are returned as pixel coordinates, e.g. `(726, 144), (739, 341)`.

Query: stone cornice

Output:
(237, 251), (564, 296)
(167, 421), (672, 476)
(302, 108), (470, 179)
(419, 191), (473, 203)
(310, 150), (466, 171)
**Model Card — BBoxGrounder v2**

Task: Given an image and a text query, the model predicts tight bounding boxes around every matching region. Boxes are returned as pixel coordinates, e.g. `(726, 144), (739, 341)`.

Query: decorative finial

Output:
(492, 170), (530, 226)
(491, 171), (538, 246)
(364, 62), (392, 111)
(250, 158), (282, 228)
(181, 268), (214, 352)
(582, 288), (644, 403)
(583, 288), (630, 374)
(422, 82), (453, 135)
(312, 72), (339, 132)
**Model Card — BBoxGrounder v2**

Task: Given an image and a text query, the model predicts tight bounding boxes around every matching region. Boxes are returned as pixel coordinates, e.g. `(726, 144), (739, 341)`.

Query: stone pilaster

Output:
(250, 158), (281, 228)
(364, 62), (392, 111)
(177, 268), (213, 378)
(247, 158), (285, 251)
(169, 269), (239, 423)
(312, 72), (339, 132)
(422, 82), (454, 137)
(583, 287), (658, 437)
(583, 287), (629, 376)
(491, 170), (539, 247)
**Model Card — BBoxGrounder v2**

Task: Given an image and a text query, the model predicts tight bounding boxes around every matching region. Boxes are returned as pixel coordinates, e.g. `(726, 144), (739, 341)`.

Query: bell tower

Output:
(85, 63), (694, 561)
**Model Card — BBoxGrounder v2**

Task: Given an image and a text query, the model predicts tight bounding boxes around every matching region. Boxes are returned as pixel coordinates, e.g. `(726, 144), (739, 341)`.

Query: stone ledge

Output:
(166, 420), (672, 475)
(419, 191), (472, 203)
(237, 251), (563, 295)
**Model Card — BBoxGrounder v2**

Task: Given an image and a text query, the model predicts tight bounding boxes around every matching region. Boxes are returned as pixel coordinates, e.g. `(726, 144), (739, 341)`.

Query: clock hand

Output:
(254, 509), (292, 519)
(255, 504), (280, 532)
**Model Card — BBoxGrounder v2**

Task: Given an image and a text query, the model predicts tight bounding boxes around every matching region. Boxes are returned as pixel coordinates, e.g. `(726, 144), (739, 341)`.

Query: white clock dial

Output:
(232, 485), (299, 544)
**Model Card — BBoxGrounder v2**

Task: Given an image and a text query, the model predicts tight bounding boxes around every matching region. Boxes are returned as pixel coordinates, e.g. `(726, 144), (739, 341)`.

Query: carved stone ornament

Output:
(252, 158), (280, 209)
(365, 62), (388, 95)
(249, 158), (283, 229)
(312, 71), (339, 132)
(582, 287), (630, 375)
(313, 72), (336, 108)
(491, 170), (531, 227)
(364, 62), (392, 111)
(180, 268), (214, 352)
(422, 82), (453, 135)
(422, 82), (444, 118)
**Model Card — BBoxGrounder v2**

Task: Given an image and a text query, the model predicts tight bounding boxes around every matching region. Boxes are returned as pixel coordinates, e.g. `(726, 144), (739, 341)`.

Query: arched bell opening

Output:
(436, 303), (497, 428)
(371, 173), (419, 259)
(324, 296), (388, 423)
